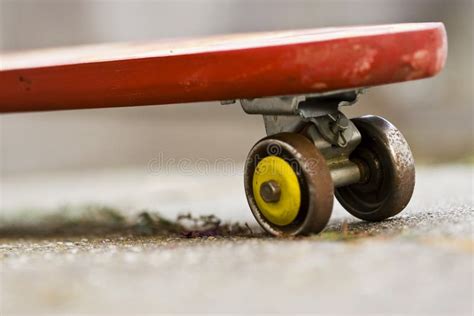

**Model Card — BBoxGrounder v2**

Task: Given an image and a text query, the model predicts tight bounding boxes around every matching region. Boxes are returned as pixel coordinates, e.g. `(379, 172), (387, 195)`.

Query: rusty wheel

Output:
(244, 133), (333, 236)
(335, 116), (415, 221)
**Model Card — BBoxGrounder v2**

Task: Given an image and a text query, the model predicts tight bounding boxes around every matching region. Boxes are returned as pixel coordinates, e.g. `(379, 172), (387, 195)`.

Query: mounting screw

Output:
(220, 100), (236, 105)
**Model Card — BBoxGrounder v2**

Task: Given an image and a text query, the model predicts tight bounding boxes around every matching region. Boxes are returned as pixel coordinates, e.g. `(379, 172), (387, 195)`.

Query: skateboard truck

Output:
(237, 90), (415, 236)
(241, 90), (363, 188)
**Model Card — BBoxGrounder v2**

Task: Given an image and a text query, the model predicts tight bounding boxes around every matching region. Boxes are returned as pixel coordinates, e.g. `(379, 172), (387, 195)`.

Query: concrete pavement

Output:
(1, 164), (473, 314)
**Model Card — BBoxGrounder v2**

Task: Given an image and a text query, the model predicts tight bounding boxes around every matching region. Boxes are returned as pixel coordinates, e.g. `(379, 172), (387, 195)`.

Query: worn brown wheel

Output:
(335, 116), (415, 221)
(244, 132), (333, 236)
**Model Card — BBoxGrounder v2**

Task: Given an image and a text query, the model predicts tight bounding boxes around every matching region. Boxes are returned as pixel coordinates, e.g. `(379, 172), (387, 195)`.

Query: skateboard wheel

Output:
(244, 133), (333, 236)
(335, 116), (415, 221)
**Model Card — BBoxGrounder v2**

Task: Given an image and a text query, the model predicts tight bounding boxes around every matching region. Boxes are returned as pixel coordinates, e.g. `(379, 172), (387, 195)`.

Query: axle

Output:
(329, 161), (361, 188)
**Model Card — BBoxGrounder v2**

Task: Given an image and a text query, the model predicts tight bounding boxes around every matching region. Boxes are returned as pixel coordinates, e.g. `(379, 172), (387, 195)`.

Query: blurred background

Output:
(0, 0), (473, 176)
(1, 3), (472, 315)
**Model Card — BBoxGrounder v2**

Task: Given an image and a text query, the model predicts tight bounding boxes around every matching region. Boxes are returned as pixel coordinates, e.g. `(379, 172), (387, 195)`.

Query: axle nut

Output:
(259, 180), (281, 203)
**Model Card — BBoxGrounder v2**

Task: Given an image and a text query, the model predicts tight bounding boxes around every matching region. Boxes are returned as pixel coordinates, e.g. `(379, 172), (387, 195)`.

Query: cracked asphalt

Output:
(0, 165), (473, 315)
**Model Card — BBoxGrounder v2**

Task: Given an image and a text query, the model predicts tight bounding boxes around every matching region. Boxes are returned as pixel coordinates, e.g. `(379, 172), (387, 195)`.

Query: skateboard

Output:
(0, 23), (447, 236)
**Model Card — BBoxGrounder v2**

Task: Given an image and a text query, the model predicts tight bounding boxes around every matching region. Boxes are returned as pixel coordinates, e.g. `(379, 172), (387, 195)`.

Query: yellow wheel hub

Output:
(252, 156), (301, 226)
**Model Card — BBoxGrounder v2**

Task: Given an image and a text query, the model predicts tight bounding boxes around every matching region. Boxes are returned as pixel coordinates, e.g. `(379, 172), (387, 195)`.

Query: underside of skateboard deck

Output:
(0, 23), (446, 112)
(0, 23), (447, 236)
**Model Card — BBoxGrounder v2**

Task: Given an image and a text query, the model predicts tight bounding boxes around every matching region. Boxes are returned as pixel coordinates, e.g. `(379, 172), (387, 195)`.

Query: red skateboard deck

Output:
(0, 23), (446, 113)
